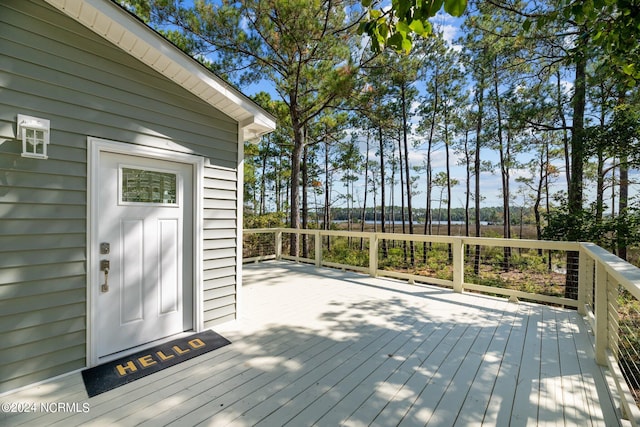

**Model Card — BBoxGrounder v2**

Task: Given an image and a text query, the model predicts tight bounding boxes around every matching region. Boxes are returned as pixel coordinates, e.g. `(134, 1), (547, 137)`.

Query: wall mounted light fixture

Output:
(17, 114), (50, 159)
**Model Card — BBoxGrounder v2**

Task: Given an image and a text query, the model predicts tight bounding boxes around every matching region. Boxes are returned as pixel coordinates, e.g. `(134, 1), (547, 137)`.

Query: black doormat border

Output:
(81, 330), (231, 397)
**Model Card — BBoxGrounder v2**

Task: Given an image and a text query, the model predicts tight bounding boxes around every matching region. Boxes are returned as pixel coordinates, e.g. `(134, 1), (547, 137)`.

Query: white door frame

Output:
(86, 137), (204, 367)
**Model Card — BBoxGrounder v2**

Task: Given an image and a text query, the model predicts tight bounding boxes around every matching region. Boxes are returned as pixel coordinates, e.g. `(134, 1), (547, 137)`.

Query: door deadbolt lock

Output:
(100, 242), (110, 255)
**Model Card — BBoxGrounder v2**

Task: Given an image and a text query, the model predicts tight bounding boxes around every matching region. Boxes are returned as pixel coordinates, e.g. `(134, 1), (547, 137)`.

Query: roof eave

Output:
(44, 0), (276, 141)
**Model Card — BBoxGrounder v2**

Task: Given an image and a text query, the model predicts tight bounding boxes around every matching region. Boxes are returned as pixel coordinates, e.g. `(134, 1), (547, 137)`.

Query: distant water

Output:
(333, 220), (492, 226)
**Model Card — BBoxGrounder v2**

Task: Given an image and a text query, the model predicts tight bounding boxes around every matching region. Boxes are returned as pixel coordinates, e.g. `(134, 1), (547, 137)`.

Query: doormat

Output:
(81, 330), (231, 397)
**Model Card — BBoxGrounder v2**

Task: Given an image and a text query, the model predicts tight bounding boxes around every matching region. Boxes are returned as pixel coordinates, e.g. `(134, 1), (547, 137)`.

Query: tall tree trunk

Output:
(464, 130), (471, 259)
(423, 72), (438, 263)
(445, 115), (452, 239)
(595, 83), (609, 226)
(464, 130), (470, 237)
(474, 68), (484, 276)
(260, 138), (269, 215)
(379, 126), (388, 257)
(612, 166), (617, 219)
(493, 62), (510, 270)
(557, 67), (571, 189)
(619, 156), (629, 260)
(401, 84), (415, 264)
(324, 136), (331, 251)
(398, 131), (407, 261)
(534, 143), (544, 256)
(390, 152), (396, 234)
(545, 141), (552, 271)
(361, 132), (370, 250)
(275, 152), (282, 213)
(596, 147), (605, 225)
(565, 46), (587, 300)
(444, 107), (453, 261)
(314, 187), (320, 228)
(289, 108), (304, 257)
(617, 93), (628, 261)
(302, 143), (309, 258)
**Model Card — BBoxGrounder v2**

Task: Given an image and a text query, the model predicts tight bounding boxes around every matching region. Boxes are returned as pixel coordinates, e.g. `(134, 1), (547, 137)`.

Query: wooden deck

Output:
(1, 261), (622, 426)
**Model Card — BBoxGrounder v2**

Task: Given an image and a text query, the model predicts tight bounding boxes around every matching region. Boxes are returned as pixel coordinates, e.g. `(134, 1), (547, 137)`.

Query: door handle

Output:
(100, 260), (110, 293)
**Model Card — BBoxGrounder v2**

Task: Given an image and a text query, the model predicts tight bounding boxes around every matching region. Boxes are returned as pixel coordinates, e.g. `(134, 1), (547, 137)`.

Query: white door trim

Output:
(86, 137), (204, 367)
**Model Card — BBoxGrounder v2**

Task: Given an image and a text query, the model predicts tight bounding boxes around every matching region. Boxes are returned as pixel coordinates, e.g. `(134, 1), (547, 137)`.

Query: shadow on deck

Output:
(0, 260), (622, 426)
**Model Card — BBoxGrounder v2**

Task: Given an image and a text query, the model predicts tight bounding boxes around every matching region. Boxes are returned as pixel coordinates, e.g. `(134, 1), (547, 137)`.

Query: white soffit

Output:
(44, 0), (276, 141)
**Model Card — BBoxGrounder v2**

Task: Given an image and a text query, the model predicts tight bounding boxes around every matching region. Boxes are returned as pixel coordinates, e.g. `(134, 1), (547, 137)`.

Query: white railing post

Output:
(275, 229), (282, 260)
(369, 232), (378, 278)
(294, 229), (300, 263)
(315, 230), (322, 268)
(453, 238), (464, 293)
(595, 261), (608, 366)
(578, 247), (587, 315)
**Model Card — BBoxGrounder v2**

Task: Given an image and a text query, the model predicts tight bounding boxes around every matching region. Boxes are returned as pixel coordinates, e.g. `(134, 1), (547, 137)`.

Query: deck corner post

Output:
(369, 233), (379, 278)
(577, 246), (587, 315)
(315, 230), (322, 268)
(453, 238), (464, 293)
(275, 229), (282, 260)
(595, 262), (608, 366)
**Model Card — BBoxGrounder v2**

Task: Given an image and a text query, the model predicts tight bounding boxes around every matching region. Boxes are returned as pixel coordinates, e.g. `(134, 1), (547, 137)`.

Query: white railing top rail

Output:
(581, 242), (640, 301)
(245, 228), (581, 250)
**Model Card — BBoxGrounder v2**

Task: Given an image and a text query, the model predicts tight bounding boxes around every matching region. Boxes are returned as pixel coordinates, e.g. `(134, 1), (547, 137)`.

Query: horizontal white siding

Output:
(202, 166), (238, 328)
(0, 0), (239, 393)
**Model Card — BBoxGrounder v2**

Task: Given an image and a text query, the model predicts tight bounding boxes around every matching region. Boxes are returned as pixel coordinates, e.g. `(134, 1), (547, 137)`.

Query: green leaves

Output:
(409, 19), (430, 37)
(623, 63), (636, 76)
(444, 0), (467, 18)
(360, 0), (468, 53)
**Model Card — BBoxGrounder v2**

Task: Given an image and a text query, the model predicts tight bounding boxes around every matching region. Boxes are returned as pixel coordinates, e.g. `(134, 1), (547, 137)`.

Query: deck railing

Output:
(243, 228), (640, 425)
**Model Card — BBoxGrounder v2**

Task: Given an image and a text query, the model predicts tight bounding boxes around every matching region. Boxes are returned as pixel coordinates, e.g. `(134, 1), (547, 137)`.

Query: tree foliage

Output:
(358, 0), (467, 52)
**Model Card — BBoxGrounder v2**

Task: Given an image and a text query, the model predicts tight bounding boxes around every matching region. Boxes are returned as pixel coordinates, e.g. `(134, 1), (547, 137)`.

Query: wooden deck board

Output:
(343, 322), (452, 426)
(121, 335), (324, 425)
(370, 323), (469, 427)
(537, 306), (563, 427)
(558, 308), (605, 427)
(0, 261), (622, 426)
(510, 305), (543, 426)
(425, 313), (508, 427)
(453, 302), (521, 426)
(569, 310), (619, 425)
(313, 319), (441, 426)
(482, 305), (532, 426)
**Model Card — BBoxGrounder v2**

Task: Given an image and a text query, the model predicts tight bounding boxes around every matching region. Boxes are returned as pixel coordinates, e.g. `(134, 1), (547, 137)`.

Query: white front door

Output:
(96, 152), (193, 358)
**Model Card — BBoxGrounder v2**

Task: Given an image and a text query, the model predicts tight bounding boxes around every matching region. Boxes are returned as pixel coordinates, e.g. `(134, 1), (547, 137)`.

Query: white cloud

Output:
(433, 13), (463, 52)
(440, 23), (457, 40)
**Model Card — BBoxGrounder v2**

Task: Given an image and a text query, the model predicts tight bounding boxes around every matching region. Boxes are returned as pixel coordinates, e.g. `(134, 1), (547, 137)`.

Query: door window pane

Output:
(121, 168), (177, 204)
